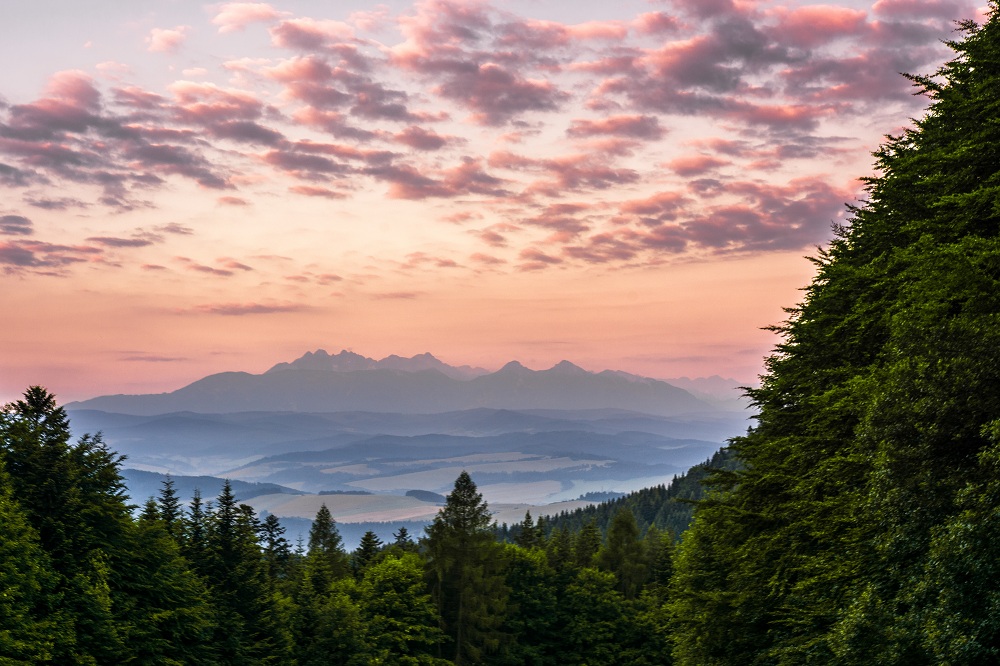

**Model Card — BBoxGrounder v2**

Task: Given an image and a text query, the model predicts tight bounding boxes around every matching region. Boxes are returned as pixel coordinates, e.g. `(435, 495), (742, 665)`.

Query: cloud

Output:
(213, 2), (288, 33)
(192, 301), (308, 315)
(470, 252), (505, 265)
(391, 0), (571, 125)
(371, 291), (423, 300)
(147, 26), (190, 54)
(0, 215), (33, 236)
(155, 223), (194, 235)
(566, 115), (664, 139)
(394, 126), (450, 150)
(518, 247), (563, 270)
(872, 0), (973, 20)
(666, 154), (731, 176)
(86, 235), (156, 248)
(289, 184), (346, 198)
(0, 240), (101, 273)
(175, 256), (251, 277)
(769, 6), (868, 48)
(489, 150), (640, 196)
(120, 354), (187, 362)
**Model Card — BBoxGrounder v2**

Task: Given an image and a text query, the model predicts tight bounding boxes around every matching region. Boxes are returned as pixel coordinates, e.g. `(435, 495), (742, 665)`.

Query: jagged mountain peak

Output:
(546, 360), (589, 375)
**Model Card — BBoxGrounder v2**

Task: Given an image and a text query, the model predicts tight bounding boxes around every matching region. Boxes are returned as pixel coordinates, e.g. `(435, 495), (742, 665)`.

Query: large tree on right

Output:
(669, 5), (1000, 664)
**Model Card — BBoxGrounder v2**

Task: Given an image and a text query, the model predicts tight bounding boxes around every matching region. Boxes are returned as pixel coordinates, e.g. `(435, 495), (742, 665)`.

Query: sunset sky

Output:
(0, 0), (983, 403)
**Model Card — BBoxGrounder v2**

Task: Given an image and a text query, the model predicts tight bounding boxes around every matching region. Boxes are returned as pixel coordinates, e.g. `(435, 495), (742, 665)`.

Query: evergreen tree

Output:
(117, 511), (217, 664)
(574, 519), (601, 569)
(597, 510), (648, 599)
(0, 388), (132, 663)
(360, 553), (447, 663)
(157, 474), (184, 543)
(203, 481), (288, 664)
(425, 471), (509, 665)
(0, 458), (64, 662)
(545, 525), (574, 574)
(304, 503), (350, 590)
(491, 544), (561, 666)
(352, 530), (383, 577)
(513, 511), (541, 549)
(183, 488), (210, 574)
(669, 6), (1000, 663)
(261, 513), (292, 583)
(392, 525), (419, 553)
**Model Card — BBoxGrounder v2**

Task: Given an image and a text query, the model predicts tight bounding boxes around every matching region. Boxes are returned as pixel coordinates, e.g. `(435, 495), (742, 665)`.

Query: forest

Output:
(3, 6), (1000, 665)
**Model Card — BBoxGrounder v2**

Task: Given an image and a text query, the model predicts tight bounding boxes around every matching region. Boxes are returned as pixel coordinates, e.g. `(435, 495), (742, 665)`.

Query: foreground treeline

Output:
(0, 387), (679, 665)
(668, 9), (1000, 665)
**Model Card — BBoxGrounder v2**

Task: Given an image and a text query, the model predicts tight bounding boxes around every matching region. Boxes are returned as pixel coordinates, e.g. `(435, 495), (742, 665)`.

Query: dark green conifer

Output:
(425, 471), (509, 665)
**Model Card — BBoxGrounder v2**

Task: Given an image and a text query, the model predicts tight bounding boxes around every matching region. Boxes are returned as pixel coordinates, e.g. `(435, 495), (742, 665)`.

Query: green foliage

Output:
(352, 530), (383, 577)
(668, 6), (1000, 664)
(0, 459), (62, 663)
(538, 448), (739, 541)
(425, 471), (509, 665)
(360, 552), (447, 664)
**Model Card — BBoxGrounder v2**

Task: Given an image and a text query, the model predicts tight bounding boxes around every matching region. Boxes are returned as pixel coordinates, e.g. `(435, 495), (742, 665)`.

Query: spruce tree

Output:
(425, 471), (509, 665)
(352, 530), (383, 577)
(668, 6), (1000, 663)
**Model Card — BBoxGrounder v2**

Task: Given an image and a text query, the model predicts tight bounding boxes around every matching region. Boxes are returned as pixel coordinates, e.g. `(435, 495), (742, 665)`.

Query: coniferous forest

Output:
(4, 6), (1000, 664)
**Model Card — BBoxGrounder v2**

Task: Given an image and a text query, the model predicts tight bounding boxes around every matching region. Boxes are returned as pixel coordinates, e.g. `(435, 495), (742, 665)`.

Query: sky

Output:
(0, 0), (985, 403)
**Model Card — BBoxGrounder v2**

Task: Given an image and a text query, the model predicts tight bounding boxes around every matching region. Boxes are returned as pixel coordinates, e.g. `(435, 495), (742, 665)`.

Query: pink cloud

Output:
(175, 256), (254, 277)
(0, 239), (102, 274)
(169, 81), (266, 123)
(770, 6), (868, 48)
(518, 247), (563, 270)
(270, 17), (356, 51)
(0, 215), (33, 236)
(478, 224), (516, 248)
(289, 185), (346, 198)
(394, 126), (450, 150)
(566, 115), (664, 139)
(86, 235), (157, 248)
(147, 26), (190, 54)
(368, 157), (507, 200)
(213, 3), (287, 33)
(261, 148), (350, 179)
(634, 12), (682, 35)
(193, 301), (307, 315)
(470, 252), (505, 265)
(872, 0), (973, 19)
(372, 291), (423, 300)
(667, 154), (731, 176)
(218, 196), (249, 206)
(391, 1), (570, 125)
(618, 191), (690, 225)
(489, 150), (640, 196)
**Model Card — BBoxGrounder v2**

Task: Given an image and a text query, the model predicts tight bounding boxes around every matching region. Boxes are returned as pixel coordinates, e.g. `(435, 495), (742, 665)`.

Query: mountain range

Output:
(67, 350), (719, 417)
(62, 350), (749, 531)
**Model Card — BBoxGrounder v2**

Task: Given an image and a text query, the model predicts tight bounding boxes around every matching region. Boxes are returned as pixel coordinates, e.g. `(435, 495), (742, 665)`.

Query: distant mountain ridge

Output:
(67, 350), (715, 417)
(267, 349), (490, 380)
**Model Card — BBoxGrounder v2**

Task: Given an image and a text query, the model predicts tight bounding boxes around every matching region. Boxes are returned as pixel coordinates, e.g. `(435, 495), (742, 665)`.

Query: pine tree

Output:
(157, 474), (184, 543)
(360, 553), (447, 662)
(0, 458), (64, 662)
(425, 471), (509, 665)
(574, 519), (601, 569)
(0, 388), (132, 663)
(204, 481), (288, 664)
(597, 510), (648, 599)
(352, 530), (383, 577)
(513, 511), (541, 549)
(261, 513), (292, 583)
(668, 6), (1000, 663)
